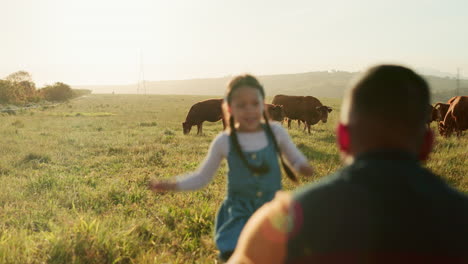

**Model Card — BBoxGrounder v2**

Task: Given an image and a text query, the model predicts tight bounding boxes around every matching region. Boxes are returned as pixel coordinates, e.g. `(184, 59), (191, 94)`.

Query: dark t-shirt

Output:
(287, 150), (468, 264)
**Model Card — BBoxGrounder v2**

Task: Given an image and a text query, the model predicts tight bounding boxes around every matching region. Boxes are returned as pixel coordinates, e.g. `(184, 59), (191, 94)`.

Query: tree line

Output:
(0, 71), (91, 105)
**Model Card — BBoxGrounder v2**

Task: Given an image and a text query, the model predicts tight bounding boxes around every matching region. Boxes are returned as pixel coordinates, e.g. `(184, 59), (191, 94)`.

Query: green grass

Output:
(48, 112), (116, 117)
(0, 94), (466, 263)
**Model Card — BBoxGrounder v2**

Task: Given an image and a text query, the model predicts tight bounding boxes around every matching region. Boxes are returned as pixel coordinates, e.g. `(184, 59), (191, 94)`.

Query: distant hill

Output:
(73, 71), (468, 102)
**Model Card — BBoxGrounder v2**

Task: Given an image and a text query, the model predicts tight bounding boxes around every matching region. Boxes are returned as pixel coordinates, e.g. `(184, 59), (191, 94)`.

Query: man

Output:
(228, 65), (468, 264)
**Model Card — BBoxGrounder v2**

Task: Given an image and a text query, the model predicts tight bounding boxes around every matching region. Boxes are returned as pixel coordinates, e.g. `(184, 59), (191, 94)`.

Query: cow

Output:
(438, 96), (468, 137)
(182, 99), (226, 135)
(272, 94), (332, 134)
(427, 104), (436, 127)
(448, 96), (458, 104)
(433, 102), (450, 121)
(433, 102), (451, 134)
(265, 104), (285, 122)
(427, 104), (445, 127)
(295, 119), (318, 132)
(291, 119), (311, 131)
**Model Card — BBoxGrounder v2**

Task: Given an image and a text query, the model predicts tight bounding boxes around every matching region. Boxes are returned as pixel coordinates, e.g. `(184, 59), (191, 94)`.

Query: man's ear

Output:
(336, 123), (350, 153)
(419, 128), (434, 161)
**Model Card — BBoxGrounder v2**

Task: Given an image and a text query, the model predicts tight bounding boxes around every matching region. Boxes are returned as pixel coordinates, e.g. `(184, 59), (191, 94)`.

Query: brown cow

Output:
(434, 103), (450, 120)
(433, 97), (458, 122)
(448, 96), (458, 104)
(427, 103), (445, 127)
(265, 104), (285, 122)
(433, 102), (451, 134)
(272, 95), (332, 134)
(294, 120), (312, 131)
(427, 104), (436, 127)
(438, 96), (468, 137)
(182, 99), (226, 135)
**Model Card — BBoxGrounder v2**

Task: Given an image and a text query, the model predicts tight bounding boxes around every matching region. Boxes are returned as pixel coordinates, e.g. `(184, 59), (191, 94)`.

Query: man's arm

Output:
(228, 191), (293, 264)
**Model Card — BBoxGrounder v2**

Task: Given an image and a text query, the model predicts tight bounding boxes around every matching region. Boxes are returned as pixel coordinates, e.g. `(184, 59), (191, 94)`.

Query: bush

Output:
(39, 82), (74, 102)
(1, 71), (89, 105)
(0, 80), (17, 104)
(0, 71), (38, 104)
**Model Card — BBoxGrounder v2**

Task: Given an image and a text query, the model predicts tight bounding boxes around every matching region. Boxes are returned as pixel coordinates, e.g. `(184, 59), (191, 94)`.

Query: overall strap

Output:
(262, 123), (298, 182)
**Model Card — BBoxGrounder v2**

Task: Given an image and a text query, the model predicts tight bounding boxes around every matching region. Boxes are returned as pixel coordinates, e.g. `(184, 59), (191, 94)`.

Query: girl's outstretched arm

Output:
(297, 163), (314, 177)
(149, 133), (228, 192)
(271, 123), (314, 176)
(148, 180), (177, 192)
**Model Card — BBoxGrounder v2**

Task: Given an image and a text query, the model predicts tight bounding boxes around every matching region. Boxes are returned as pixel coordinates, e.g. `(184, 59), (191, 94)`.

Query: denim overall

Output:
(214, 125), (282, 258)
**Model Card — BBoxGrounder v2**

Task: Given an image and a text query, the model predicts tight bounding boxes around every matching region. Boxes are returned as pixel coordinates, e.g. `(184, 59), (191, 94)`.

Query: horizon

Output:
(25, 67), (468, 88)
(2, 0), (467, 87)
(69, 67), (466, 88)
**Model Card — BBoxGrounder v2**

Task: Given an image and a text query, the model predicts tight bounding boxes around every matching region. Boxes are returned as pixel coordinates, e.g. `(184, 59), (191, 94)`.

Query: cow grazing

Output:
(265, 104), (285, 122)
(427, 104), (435, 126)
(272, 95), (332, 134)
(448, 96), (458, 104)
(433, 102), (451, 134)
(434, 102), (450, 122)
(182, 99), (226, 135)
(427, 104), (436, 127)
(433, 97), (458, 119)
(438, 96), (468, 137)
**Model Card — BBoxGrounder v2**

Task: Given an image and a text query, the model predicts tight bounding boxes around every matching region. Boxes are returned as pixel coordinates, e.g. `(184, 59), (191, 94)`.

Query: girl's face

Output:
(229, 85), (264, 132)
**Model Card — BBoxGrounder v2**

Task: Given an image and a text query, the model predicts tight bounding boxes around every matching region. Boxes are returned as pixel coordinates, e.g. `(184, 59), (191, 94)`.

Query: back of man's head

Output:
(339, 65), (432, 158)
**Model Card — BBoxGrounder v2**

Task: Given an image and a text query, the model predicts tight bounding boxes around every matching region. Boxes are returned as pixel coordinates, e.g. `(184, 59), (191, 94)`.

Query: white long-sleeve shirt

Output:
(176, 122), (309, 191)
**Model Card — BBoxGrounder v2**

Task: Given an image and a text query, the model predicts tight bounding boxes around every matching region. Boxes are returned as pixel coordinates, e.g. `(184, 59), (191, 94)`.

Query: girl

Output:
(149, 74), (314, 262)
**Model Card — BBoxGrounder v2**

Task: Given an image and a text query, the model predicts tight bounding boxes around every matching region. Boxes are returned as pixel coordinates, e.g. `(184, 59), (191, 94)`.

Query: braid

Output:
(225, 74), (293, 177)
(229, 116), (269, 174)
(263, 112), (298, 182)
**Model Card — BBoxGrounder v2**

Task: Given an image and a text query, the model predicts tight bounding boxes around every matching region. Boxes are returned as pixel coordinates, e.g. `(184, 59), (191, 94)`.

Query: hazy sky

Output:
(1, 0), (467, 86)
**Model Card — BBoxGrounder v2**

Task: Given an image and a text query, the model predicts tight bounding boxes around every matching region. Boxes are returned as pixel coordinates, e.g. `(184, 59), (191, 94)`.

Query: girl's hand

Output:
(299, 164), (314, 177)
(148, 179), (177, 192)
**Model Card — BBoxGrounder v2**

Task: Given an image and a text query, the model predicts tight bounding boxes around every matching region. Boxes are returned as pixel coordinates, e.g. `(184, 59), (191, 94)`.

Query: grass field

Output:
(0, 94), (466, 263)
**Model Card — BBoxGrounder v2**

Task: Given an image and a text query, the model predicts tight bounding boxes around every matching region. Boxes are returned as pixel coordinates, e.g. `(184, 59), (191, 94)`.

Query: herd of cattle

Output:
(181, 94), (332, 135)
(429, 95), (468, 137)
(182, 94), (467, 138)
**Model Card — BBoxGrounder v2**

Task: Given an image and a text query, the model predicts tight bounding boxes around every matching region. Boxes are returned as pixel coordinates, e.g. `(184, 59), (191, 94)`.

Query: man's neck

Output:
(343, 148), (418, 165)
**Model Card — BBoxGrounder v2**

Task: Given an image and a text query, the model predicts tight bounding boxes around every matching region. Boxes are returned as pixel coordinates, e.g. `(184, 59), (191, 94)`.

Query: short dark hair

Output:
(350, 65), (430, 128)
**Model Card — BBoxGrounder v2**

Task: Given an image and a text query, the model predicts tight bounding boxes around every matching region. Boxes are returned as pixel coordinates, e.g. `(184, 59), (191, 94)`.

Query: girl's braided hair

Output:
(224, 74), (297, 182)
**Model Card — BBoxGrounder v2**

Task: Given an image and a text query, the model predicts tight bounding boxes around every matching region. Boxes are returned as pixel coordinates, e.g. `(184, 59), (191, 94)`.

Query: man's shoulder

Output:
(292, 163), (468, 209)
(292, 169), (349, 203)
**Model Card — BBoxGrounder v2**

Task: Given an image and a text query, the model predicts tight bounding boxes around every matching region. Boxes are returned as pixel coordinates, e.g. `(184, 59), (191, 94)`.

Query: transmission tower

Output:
(137, 50), (146, 95)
